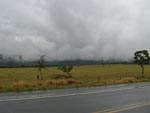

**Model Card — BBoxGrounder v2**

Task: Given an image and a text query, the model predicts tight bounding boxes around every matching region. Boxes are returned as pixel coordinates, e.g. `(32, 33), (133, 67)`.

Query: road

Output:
(0, 82), (150, 113)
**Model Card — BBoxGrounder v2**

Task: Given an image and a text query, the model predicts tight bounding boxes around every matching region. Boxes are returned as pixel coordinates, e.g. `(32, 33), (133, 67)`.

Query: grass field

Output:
(0, 64), (150, 92)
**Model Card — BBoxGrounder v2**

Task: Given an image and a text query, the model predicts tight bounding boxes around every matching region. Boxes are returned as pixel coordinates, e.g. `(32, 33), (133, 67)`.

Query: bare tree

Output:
(19, 55), (23, 67)
(36, 55), (46, 80)
(0, 54), (4, 62)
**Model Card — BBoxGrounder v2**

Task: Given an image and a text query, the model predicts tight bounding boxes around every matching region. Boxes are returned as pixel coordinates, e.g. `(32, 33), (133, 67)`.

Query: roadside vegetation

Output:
(0, 64), (150, 92)
(0, 50), (150, 92)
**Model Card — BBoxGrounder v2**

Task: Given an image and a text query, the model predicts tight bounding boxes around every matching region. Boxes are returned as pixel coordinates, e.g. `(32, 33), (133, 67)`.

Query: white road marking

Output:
(0, 87), (135, 102)
(94, 102), (150, 113)
(107, 102), (150, 113)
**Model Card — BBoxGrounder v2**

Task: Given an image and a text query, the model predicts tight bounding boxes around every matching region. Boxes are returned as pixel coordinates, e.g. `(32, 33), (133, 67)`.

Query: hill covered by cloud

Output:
(0, 0), (150, 61)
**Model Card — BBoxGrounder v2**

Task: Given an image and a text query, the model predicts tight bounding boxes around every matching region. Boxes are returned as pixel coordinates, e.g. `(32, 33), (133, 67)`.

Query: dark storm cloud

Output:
(0, 0), (150, 61)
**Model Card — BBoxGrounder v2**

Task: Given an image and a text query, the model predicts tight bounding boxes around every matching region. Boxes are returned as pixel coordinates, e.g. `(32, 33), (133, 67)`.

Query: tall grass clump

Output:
(7, 79), (82, 91)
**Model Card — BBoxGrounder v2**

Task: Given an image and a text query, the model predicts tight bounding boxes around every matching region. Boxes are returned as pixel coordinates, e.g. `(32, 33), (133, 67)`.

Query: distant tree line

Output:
(0, 54), (132, 68)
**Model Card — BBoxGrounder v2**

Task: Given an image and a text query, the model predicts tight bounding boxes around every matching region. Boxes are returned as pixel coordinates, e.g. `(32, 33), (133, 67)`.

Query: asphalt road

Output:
(0, 82), (150, 113)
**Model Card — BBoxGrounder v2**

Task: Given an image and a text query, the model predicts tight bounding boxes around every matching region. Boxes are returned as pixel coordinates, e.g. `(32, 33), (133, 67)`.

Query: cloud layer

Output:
(0, 0), (150, 61)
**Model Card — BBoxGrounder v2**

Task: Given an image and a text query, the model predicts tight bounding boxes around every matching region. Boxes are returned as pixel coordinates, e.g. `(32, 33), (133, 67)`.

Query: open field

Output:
(0, 64), (150, 92)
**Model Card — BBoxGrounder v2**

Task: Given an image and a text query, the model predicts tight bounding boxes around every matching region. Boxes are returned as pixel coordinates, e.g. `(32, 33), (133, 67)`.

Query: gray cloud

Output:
(0, 0), (150, 61)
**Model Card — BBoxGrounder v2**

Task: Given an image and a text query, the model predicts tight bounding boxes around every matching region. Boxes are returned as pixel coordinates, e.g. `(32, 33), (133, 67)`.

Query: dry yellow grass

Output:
(0, 64), (150, 92)
(10, 79), (81, 91)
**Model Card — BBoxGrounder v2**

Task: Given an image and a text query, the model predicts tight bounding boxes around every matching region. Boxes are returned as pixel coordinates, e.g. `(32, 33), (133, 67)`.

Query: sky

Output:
(0, 0), (150, 61)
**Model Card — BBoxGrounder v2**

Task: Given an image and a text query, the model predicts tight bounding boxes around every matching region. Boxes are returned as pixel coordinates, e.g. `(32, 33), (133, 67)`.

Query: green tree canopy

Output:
(134, 50), (150, 77)
(58, 65), (73, 78)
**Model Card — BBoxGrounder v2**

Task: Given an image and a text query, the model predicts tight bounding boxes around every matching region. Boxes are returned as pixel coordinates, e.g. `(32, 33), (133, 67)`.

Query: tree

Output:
(36, 55), (46, 80)
(58, 65), (73, 78)
(134, 50), (150, 77)
(0, 54), (4, 62)
(19, 55), (23, 63)
(19, 55), (23, 67)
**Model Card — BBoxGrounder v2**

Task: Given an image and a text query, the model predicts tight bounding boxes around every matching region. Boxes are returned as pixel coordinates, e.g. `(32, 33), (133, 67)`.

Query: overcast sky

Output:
(0, 0), (150, 61)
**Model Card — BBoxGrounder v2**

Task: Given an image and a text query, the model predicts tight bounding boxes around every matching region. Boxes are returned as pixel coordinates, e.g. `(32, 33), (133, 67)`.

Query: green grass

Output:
(0, 64), (150, 92)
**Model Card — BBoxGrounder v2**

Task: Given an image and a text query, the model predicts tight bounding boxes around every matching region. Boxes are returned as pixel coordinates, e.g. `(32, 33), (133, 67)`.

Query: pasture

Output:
(0, 64), (150, 92)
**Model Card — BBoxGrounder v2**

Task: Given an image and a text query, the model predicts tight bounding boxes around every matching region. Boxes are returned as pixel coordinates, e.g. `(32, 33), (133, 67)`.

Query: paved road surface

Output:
(0, 82), (150, 113)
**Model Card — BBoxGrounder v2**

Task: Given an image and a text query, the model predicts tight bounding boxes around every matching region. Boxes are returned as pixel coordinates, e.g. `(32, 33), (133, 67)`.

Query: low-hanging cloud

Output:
(0, 0), (150, 61)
